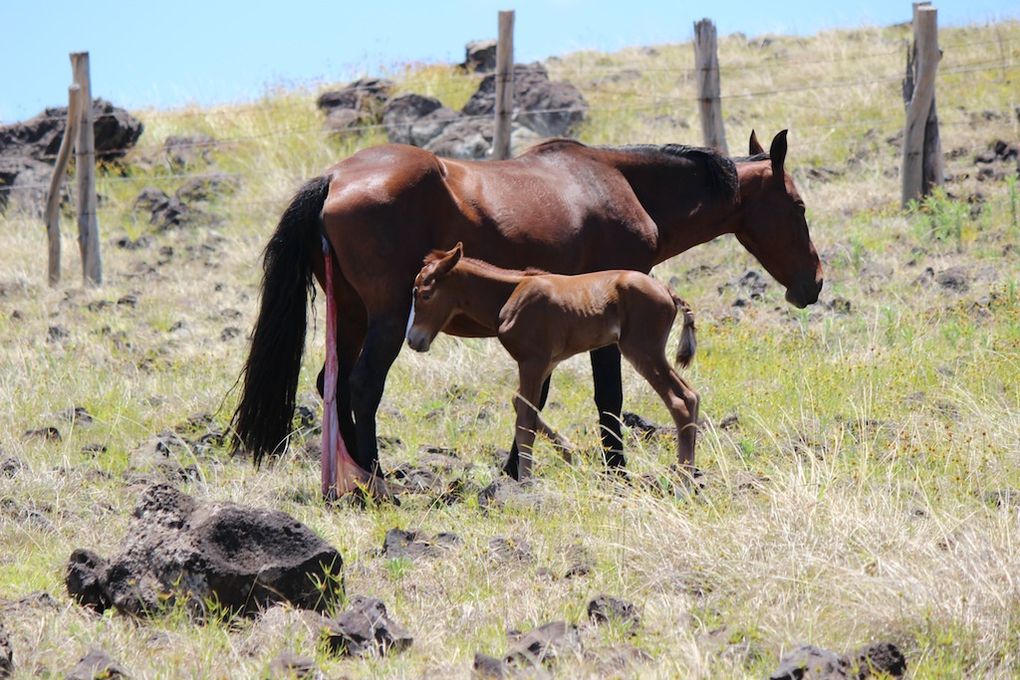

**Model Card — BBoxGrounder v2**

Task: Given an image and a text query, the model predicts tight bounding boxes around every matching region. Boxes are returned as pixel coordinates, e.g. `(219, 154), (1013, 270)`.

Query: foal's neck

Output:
(449, 260), (526, 332)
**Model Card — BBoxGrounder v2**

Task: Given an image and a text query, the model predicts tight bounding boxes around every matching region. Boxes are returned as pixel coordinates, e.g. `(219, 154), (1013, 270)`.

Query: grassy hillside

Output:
(1, 19), (1019, 678)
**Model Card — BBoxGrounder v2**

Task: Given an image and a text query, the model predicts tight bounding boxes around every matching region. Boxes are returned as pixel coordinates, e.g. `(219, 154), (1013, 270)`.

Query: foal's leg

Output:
(504, 375), (550, 479)
(591, 346), (626, 469)
(513, 362), (551, 480)
(619, 338), (699, 473)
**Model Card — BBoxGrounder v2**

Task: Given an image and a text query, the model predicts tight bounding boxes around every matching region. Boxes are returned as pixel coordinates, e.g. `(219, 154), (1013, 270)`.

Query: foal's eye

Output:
(420, 291), (433, 302)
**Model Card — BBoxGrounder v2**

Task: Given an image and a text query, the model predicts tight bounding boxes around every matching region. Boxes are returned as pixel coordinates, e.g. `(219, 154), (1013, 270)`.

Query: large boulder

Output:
(463, 40), (498, 73)
(382, 93), (444, 145)
(0, 98), (143, 162)
(316, 77), (394, 116)
(65, 484), (344, 618)
(0, 99), (143, 216)
(462, 63), (587, 138)
(425, 117), (493, 159)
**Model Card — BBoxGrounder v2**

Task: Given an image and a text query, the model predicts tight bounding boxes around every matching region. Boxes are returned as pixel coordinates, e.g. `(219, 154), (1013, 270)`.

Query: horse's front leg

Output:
(503, 375), (550, 479)
(513, 362), (550, 481)
(347, 314), (405, 499)
(591, 345), (626, 469)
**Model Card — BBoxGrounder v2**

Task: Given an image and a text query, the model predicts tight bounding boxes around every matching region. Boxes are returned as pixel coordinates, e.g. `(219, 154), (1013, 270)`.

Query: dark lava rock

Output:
(1, 456), (24, 478)
(488, 536), (533, 562)
(769, 644), (850, 679)
(0, 155), (51, 216)
(462, 63), (587, 137)
(60, 406), (93, 425)
(719, 414), (740, 430)
(463, 39), (498, 73)
(563, 544), (595, 578)
(323, 107), (374, 136)
(935, 266), (969, 293)
(473, 652), (511, 678)
(0, 621), (11, 679)
(175, 173), (240, 204)
(316, 78), (394, 115)
(506, 621), (581, 666)
(65, 649), (127, 680)
(65, 549), (112, 612)
(162, 134), (215, 169)
(408, 106), (461, 147)
(0, 98), (142, 162)
(47, 325), (69, 342)
(266, 651), (321, 679)
(323, 596), (412, 657)
(382, 93), (443, 145)
(852, 642), (906, 678)
(587, 595), (640, 628)
(622, 411), (667, 439)
(24, 426), (61, 441)
(66, 484), (344, 618)
(425, 117), (493, 159)
(381, 528), (460, 559)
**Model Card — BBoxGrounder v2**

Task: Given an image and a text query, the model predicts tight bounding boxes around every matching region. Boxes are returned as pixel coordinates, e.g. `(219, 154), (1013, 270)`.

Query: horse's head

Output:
(735, 130), (823, 308)
(406, 242), (464, 352)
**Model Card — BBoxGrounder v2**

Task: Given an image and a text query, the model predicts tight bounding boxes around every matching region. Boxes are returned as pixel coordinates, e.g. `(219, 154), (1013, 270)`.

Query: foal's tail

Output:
(671, 293), (697, 368)
(230, 174), (332, 465)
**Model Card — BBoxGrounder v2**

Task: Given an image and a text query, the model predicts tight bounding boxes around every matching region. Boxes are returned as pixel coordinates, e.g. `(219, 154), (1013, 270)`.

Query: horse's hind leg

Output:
(348, 312), (406, 493)
(504, 375), (550, 479)
(591, 346), (626, 469)
(619, 337), (699, 473)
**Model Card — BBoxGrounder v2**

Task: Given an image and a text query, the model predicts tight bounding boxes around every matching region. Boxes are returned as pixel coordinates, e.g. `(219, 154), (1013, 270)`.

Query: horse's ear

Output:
(749, 129), (765, 155)
(769, 129), (788, 183)
(433, 242), (463, 277)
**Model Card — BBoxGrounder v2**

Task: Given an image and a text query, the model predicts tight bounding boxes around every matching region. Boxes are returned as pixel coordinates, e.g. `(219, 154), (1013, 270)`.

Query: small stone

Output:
(769, 644), (849, 680)
(719, 414), (739, 430)
(473, 652), (512, 678)
(1, 457), (24, 477)
(851, 642), (906, 678)
(323, 596), (412, 657)
(587, 595), (640, 628)
(0, 621), (12, 679)
(488, 536), (533, 562)
(47, 325), (69, 342)
(24, 426), (61, 442)
(65, 549), (111, 612)
(505, 621), (580, 667)
(266, 651), (321, 679)
(65, 649), (128, 680)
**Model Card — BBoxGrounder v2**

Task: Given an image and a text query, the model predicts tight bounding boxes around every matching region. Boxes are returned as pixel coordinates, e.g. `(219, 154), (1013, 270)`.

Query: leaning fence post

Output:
(70, 51), (102, 286)
(693, 18), (728, 155)
(901, 4), (942, 207)
(44, 84), (82, 286)
(492, 10), (515, 160)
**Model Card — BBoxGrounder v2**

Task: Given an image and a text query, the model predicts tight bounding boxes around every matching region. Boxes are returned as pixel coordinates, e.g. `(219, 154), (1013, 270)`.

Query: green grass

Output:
(1, 18), (1019, 679)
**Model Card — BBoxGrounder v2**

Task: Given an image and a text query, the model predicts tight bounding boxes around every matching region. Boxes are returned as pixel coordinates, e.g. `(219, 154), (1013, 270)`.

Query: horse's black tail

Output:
(230, 174), (332, 465)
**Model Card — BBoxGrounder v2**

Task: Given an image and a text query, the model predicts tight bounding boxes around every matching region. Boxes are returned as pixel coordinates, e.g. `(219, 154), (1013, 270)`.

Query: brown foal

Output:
(406, 243), (699, 479)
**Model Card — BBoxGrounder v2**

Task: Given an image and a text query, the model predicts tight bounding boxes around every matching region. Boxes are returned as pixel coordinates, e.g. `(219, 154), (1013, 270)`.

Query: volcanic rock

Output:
(65, 649), (127, 680)
(322, 596), (413, 657)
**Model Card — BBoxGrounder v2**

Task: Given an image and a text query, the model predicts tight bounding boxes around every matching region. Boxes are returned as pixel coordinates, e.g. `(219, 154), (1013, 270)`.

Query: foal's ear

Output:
(433, 241), (463, 277)
(749, 129), (765, 155)
(769, 129), (789, 183)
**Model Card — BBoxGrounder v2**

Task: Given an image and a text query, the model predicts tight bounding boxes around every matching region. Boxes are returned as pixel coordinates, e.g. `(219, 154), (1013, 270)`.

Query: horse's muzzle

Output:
(786, 278), (823, 308)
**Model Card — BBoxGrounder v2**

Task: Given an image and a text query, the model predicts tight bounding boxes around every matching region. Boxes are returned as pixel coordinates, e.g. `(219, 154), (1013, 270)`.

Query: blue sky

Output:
(1, 0), (1016, 123)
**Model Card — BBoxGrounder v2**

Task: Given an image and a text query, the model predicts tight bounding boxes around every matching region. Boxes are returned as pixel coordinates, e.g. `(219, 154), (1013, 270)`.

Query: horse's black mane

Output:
(603, 143), (740, 202)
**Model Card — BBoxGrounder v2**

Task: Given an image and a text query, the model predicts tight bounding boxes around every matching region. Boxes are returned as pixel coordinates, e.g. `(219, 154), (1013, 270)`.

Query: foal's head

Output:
(406, 242), (464, 353)
(735, 130), (824, 308)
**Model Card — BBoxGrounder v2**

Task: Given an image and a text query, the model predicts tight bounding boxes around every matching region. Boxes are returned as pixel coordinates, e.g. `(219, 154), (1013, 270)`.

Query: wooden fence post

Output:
(492, 10), (515, 160)
(43, 84), (83, 287)
(901, 4), (942, 207)
(693, 18), (728, 155)
(71, 51), (102, 286)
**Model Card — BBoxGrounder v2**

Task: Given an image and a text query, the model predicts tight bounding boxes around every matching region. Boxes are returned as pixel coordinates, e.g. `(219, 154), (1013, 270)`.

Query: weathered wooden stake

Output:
(901, 4), (942, 207)
(44, 84), (82, 286)
(693, 18), (728, 155)
(492, 10), (515, 160)
(71, 51), (102, 286)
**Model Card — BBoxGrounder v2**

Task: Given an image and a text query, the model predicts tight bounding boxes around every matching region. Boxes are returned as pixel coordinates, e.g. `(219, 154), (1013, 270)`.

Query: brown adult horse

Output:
(231, 130), (823, 496)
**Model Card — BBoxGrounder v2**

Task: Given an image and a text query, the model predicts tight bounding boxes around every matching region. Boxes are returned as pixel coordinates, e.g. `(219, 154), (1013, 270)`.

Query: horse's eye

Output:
(420, 291), (432, 302)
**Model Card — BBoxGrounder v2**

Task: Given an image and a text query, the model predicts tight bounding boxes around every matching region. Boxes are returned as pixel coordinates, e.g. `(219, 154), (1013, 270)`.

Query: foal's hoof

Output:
(501, 454), (520, 481)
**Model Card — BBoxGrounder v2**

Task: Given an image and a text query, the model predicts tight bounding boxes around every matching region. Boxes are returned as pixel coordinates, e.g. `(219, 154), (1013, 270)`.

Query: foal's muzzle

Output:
(406, 328), (431, 353)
